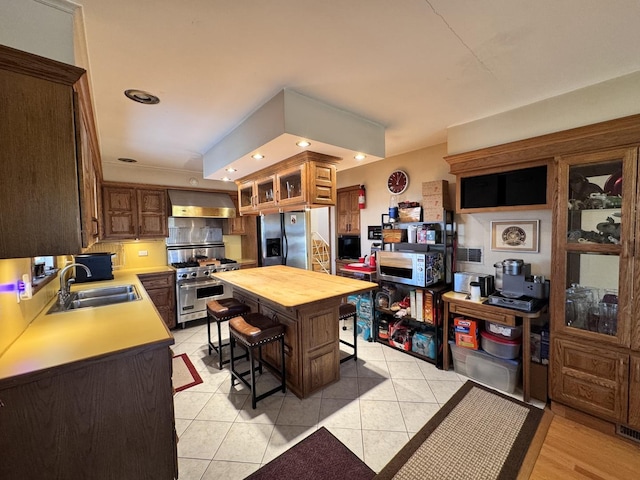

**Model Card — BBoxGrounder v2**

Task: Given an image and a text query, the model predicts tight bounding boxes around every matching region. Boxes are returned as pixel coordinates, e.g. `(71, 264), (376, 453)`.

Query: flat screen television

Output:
(338, 235), (361, 259)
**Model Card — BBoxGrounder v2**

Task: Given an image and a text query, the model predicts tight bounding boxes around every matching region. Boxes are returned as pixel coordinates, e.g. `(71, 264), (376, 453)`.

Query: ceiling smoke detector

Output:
(124, 89), (160, 105)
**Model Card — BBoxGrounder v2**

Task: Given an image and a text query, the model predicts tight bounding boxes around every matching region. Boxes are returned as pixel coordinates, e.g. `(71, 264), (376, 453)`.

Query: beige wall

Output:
(337, 143), (455, 258)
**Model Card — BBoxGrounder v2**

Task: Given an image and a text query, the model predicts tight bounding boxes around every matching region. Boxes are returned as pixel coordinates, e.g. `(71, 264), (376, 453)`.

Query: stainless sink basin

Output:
(47, 284), (141, 314)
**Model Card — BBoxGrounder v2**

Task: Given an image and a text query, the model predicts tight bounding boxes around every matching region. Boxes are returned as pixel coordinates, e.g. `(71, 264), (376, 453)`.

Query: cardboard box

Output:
(454, 317), (479, 349)
(422, 180), (448, 196)
(422, 194), (448, 210)
(422, 207), (445, 222)
(455, 332), (479, 349)
(422, 180), (452, 210)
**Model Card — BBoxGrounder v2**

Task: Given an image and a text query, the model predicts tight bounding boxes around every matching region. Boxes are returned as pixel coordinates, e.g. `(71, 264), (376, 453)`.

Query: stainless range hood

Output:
(168, 190), (236, 218)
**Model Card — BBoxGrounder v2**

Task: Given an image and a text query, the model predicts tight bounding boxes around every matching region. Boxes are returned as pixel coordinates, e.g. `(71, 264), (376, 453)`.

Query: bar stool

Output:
(339, 303), (358, 363)
(206, 299), (250, 370)
(229, 313), (286, 409)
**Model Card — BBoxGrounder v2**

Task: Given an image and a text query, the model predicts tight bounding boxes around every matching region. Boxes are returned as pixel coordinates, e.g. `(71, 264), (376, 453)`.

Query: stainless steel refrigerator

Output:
(258, 211), (310, 269)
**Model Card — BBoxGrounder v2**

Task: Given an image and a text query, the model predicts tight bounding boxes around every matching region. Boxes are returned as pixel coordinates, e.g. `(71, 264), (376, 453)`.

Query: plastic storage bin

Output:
(449, 342), (521, 393)
(480, 331), (521, 359)
(485, 321), (522, 340)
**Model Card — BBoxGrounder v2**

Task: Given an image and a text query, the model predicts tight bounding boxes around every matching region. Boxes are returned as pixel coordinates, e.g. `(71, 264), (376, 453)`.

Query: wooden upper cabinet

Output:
(236, 151), (339, 214)
(337, 185), (360, 235)
(75, 75), (103, 249)
(137, 189), (168, 237)
(0, 45), (86, 258)
(102, 184), (168, 239)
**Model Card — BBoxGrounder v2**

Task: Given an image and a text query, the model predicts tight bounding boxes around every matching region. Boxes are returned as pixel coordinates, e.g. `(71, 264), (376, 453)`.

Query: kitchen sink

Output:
(47, 284), (141, 314)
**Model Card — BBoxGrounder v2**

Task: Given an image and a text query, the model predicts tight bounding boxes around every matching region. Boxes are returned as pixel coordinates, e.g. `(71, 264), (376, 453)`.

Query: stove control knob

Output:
(203, 270), (210, 276)
(180, 273), (188, 279)
(190, 272), (197, 278)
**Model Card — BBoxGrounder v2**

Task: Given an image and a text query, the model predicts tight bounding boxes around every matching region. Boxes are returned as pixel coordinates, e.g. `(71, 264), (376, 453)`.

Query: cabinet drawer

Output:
(139, 272), (173, 289)
(449, 304), (517, 326)
(551, 337), (628, 423)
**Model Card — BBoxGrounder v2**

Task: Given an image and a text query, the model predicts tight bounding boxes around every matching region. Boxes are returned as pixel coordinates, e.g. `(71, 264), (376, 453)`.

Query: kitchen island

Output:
(212, 265), (377, 398)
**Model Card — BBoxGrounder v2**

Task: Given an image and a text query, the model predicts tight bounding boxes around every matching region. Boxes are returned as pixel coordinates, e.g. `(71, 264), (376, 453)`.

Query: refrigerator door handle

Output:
(282, 220), (288, 265)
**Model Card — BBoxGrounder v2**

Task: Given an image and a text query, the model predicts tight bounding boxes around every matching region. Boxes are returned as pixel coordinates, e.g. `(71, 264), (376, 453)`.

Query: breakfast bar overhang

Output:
(212, 265), (377, 398)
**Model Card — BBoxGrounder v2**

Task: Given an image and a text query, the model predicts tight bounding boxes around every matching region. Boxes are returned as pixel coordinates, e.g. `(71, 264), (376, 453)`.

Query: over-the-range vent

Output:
(618, 424), (640, 444)
(457, 247), (483, 264)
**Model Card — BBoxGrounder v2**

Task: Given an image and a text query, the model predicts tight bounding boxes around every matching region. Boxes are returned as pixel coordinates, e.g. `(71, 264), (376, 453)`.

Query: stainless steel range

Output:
(167, 218), (240, 326)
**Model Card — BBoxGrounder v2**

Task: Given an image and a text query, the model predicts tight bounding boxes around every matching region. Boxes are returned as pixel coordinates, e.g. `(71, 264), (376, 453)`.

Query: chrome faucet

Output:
(58, 263), (92, 305)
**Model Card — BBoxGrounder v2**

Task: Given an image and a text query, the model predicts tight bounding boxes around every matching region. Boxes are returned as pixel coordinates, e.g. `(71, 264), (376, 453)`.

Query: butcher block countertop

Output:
(212, 265), (378, 307)
(0, 268), (174, 384)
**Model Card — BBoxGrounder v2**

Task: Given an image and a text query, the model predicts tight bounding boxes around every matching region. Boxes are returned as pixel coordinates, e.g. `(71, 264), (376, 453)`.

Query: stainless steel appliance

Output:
(487, 259), (549, 311)
(258, 211), (310, 269)
(453, 271), (494, 297)
(376, 250), (443, 287)
(167, 217), (239, 326)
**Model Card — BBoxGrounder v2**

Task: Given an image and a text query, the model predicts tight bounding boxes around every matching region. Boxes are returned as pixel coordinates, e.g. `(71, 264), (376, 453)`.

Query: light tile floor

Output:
(171, 319), (543, 479)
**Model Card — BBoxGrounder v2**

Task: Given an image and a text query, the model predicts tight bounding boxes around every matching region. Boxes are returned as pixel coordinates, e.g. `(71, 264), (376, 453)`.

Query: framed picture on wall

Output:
(490, 220), (540, 252)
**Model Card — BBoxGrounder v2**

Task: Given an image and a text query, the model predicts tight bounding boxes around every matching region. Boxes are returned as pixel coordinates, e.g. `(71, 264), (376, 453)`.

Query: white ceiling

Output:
(77, 0), (640, 184)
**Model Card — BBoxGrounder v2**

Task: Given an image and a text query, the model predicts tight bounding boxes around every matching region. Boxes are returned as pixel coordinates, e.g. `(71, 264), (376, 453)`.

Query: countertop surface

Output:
(0, 267), (174, 383)
(213, 265), (378, 307)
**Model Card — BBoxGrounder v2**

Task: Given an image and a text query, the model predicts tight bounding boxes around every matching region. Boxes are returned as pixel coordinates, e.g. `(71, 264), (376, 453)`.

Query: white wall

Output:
(448, 71), (640, 154)
(102, 162), (236, 191)
(0, 0), (75, 64)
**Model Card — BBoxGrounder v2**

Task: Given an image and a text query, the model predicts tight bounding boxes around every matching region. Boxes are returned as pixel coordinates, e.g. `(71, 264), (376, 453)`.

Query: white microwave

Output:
(376, 251), (443, 287)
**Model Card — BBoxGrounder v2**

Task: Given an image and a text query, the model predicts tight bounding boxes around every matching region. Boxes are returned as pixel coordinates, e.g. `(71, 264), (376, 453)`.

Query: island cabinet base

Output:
(0, 345), (177, 480)
(235, 291), (340, 398)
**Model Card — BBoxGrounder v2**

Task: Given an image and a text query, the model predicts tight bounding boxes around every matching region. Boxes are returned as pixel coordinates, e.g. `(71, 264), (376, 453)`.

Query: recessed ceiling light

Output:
(252, 153), (264, 160)
(354, 153), (366, 161)
(226, 167), (237, 172)
(118, 157), (138, 163)
(296, 140), (311, 148)
(221, 176), (231, 182)
(189, 177), (199, 186)
(124, 89), (160, 105)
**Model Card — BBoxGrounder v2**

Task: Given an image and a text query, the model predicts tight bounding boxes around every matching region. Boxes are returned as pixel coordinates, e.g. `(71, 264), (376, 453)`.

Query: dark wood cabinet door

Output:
(139, 272), (176, 329)
(551, 337), (629, 423)
(0, 48), (84, 258)
(137, 189), (168, 237)
(102, 186), (137, 238)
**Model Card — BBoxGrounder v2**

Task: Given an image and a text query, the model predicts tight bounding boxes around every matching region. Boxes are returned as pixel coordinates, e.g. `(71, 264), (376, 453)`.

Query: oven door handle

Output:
(178, 280), (221, 290)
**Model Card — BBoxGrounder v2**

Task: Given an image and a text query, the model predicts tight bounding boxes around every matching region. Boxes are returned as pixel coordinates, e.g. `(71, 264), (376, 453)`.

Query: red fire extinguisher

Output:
(358, 185), (366, 209)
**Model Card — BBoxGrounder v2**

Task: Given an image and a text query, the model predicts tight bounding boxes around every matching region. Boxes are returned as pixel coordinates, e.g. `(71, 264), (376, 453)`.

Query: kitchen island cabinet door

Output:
(0, 46), (85, 258)
(0, 346), (177, 480)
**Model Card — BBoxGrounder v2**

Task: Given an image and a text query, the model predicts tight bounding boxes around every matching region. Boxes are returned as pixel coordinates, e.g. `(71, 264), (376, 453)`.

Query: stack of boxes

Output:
(422, 180), (452, 220)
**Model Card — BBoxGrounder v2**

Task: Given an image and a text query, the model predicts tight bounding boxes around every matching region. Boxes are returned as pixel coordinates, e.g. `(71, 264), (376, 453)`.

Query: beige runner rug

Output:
(172, 353), (203, 393)
(376, 380), (544, 480)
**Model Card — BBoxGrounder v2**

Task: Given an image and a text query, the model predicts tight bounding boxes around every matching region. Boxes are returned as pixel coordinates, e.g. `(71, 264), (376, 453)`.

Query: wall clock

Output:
(387, 170), (409, 194)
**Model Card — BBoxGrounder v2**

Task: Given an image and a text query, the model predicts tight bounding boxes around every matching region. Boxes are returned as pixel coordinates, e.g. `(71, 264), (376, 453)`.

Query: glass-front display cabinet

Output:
(551, 147), (639, 425)
(552, 147), (635, 346)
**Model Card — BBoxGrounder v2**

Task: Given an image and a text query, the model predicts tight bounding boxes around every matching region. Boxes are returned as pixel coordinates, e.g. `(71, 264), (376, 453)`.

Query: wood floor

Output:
(527, 414), (640, 480)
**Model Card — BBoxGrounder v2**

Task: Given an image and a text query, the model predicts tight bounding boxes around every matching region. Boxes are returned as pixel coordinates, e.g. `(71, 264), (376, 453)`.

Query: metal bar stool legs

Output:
(206, 299), (250, 369)
(339, 303), (358, 363)
(229, 313), (286, 409)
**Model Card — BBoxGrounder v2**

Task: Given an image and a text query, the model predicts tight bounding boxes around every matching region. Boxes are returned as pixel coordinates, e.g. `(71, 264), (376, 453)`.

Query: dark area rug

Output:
(245, 427), (375, 480)
(376, 380), (544, 480)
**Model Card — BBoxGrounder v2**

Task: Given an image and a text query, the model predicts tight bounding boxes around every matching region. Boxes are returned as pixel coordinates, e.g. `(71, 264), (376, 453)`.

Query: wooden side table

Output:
(442, 291), (548, 403)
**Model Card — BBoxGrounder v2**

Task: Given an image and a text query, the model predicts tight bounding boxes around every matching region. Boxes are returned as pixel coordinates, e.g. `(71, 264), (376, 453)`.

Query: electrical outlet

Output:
(138, 250), (148, 257)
